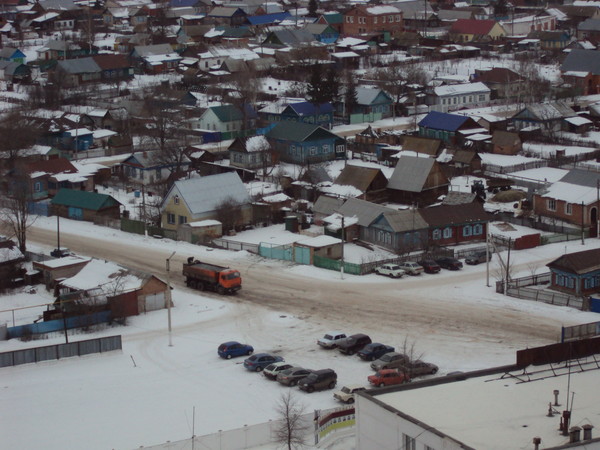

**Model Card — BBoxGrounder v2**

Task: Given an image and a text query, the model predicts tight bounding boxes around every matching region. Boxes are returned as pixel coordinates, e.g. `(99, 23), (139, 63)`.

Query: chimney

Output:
(582, 424), (594, 441)
(553, 390), (560, 406)
(533, 437), (541, 450)
(560, 410), (571, 436)
(569, 426), (581, 444)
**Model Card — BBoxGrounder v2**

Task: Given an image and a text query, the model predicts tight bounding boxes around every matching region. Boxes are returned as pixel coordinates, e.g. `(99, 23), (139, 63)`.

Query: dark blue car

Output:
(243, 353), (284, 372)
(357, 343), (395, 361)
(218, 341), (254, 359)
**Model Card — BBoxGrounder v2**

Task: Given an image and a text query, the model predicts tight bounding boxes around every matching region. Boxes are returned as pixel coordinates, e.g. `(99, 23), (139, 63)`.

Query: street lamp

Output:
(166, 251), (176, 347)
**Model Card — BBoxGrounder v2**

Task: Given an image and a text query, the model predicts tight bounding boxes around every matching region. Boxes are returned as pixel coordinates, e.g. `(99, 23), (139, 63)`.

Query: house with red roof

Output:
(23, 158), (94, 200)
(448, 19), (506, 43)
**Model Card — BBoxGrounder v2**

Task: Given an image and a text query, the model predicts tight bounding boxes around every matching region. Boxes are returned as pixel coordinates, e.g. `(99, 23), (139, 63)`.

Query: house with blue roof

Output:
(246, 11), (291, 28)
(304, 23), (339, 44)
(0, 47), (25, 64)
(266, 121), (345, 164)
(418, 111), (480, 144)
(259, 101), (333, 126)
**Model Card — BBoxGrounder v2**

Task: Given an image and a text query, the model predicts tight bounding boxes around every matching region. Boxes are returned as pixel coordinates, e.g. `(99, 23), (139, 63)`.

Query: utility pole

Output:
(486, 222), (490, 287)
(340, 215), (345, 280)
(581, 201), (585, 245)
(165, 251), (176, 346)
(596, 179), (599, 238)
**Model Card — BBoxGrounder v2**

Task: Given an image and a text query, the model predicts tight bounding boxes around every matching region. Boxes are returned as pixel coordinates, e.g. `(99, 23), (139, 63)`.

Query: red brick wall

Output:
(514, 233), (540, 250)
(342, 6), (403, 36)
(534, 194), (597, 227)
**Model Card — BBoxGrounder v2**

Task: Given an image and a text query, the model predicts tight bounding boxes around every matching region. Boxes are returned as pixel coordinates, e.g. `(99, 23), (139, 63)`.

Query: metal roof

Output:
(57, 57), (101, 74)
(387, 156), (436, 192)
(559, 168), (600, 187)
(168, 172), (250, 217)
(51, 188), (120, 211)
(338, 197), (394, 227)
(418, 111), (471, 131)
(313, 195), (344, 215)
(382, 209), (428, 232)
(561, 49), (600, 76)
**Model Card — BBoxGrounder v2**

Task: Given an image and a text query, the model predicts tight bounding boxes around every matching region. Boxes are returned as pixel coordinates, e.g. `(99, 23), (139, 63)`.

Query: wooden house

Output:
(547, 248), (600, 297)
(334, 165), (388, 202)
(387, 155), (449, 206)
(51, 189), (122, 221)
(418, 203), (490, 247)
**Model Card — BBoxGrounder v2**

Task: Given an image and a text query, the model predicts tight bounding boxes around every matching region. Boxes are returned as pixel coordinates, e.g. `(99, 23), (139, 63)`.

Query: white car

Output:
(374, 263), (405, 278)
(398, 261), (424, 276)
(317, 331), (347, 349)
(333, 384), (367, 404)
(263, 362), (293, 380)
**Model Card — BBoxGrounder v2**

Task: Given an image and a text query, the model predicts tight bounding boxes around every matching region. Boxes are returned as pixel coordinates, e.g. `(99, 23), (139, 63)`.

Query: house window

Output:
(547, 199), (556, 211)
(463, 225), (472, 237)
(463, 96), (466, 103)
(396, 15), (401, 22)
(322, 144), (330, 153)
(469, 96), (473, 102)
(403, 434), (416, 450)
(374, 17), (378, 23)
(432, 229), (441, 240)
(442, 98), (446, 105)
(473, 224), (483, 235)
(382, 16), (386, 23)
(167, 213), (175, 224)
(479, 94), (486, 101)
(453, 97), (457, 104)
(309, 146), (317, 155)
(443, 227), (452, 239)
(174, 195), (180, 205)
(34, 181), (42, 193)
(565, 203), (573, 215)
(388, 15), (394, 22)
(178, 215), (187, 225)
(336, 144), (345, 153)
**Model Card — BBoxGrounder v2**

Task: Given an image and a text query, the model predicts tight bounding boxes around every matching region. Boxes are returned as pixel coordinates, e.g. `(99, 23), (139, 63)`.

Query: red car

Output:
(368, 369), (410, 387)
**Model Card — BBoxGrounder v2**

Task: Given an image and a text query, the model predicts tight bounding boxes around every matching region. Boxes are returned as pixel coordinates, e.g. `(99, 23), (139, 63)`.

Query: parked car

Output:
(368, 369), (410, 387)
(337, 333), (372, 355)
(374, 263), (405, 278)
(276, 367), (313, 386)
(370, 352), (410, 371)
(435, 257), (463, 270)
(465, 251), (492, 265)
(333, 385), (367, 404)
(398, 261), (424, 276)
(218, 341), (254, 359)
(417, 259), (441, 274)
(298, 369), (337, 393)
(317, 331), (347, 349)
(243, 353), (283, 372)
(398, 360), (439, 377)
(358, 343), (395, 361)
(263, 362), (293, 380)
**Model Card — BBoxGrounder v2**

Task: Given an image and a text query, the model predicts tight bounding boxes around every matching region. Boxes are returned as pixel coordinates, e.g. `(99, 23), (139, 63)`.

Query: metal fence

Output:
(314, 254), (363, 275)
(7, 311), (112, 339)
(496, 272), (585, 311)
(213, 238), (259, 254)
(0, 335), (122, 368)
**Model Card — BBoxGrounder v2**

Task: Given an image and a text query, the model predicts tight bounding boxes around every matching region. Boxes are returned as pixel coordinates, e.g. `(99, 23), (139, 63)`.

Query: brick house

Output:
(342, 5), (403, 38)
(448, 19), (506, 43)
(561, 49), (600, 96)
(533, 169), (600, 235)
(547, 248), (600, 297)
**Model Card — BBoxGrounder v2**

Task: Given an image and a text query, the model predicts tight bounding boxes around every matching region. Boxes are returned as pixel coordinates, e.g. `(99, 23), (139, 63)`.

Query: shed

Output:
(294, 235), (342, 264)
(33, 256), (91, 288)
(51, 188), (122, 222)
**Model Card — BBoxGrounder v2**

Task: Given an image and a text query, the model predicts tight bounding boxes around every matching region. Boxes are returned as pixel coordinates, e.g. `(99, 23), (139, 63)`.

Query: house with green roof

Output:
(51, 188), (121, 221)
(197, 104), (257, 137)
(265, 121), (345, 164)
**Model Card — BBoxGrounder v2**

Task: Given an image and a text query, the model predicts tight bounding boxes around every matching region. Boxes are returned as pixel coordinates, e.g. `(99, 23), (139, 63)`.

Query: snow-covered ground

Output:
(2, 216), (600, 450)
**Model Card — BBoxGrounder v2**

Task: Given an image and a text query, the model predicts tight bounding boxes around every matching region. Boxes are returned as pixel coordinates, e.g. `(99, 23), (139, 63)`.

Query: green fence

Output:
(540, 231), (588, 245)
(120, 218), (177, 240)
(313, 254), (362, 275)
(349, 112), (383, 124)
(259, 242), (293, 261)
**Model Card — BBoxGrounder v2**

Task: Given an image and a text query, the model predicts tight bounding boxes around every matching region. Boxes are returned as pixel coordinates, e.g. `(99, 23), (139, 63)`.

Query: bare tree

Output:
(0, 171), (35, 253)
(214, 197), (244, 233)
(227, 70), (261, 132)
(372, 62), (427, 119)
(273, 391), (310, 450)
(0, 109), (39, 168)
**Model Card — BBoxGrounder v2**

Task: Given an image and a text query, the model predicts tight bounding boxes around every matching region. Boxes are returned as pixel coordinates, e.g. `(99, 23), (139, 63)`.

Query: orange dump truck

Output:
(183, 257), (242, 295)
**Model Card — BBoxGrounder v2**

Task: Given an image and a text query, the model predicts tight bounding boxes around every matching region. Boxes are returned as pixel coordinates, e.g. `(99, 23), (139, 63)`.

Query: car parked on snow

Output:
(243, 353), (283, 372)
(465, 251), (492, 265)
(298, 369), (337, 393)
(368, 369), (410, 387)
(333, 385), (367, 404)
(358, 343), (395, 361)
(370, 352), (410, 371)
(218, 341), (254, 359)
(263, 362), (293, 380)
(417, 259), (441, 274)
(337, 333), (372, 356)
(374, 263), (405, 278)
(317, 331), (347, 349)
(398, 261), (424, 276)
(435, 257), (463, 270)
(398, 360), (439, 377)
(276, 367), (313, 386)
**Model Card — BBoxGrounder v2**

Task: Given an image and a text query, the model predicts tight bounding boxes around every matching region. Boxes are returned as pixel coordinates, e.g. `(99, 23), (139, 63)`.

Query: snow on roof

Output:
(65, 128), (93, 136)
(323, 212), (359, 231)
(0, 245), (23, 263)
(336, 36), (367, 47)
(564, 70), (590, 77)
(319, 184), (363, 198)
(506, 167), (568, 183)
(93, 129), (118, 139)
(434, 82), (490, 96)
(39, 256), (91, 269)
(564, 115), (592, 126)
(29, 171), (47, 178)
(51, 173), (88, 183)
(61, 258), (145, 292)
(295, 235), (341, 247)
(366, 5), (400, 14)
(458, 127), (488, 135)
(204, 28), (225, 38)
(479, 153), (542, 166)
(331, 51), (360, 58)
(188, 219), (221, 227)
(541, 181), (599, 204)
(523, 142), (596, 158)
(376, 365), (599, 450)
(261, 193), (291, 203)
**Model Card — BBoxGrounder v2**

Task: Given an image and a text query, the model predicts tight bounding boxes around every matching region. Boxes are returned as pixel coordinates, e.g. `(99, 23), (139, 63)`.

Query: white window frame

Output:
(565, 203), (573, 215)
(167, 213), (175, 225)
(547, 199), (556, 211)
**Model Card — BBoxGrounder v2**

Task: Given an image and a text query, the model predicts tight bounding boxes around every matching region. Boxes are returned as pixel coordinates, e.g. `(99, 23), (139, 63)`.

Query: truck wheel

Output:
(306, 386), (314, 393)
(217, 286), (225, 295)
(328, 381), (336, 389)
(379, 383), (385, 388)
(197, 282), (204, 291)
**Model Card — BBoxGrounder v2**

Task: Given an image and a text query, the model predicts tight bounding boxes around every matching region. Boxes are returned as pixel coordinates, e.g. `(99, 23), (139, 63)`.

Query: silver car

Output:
(370, 352), (410, 371)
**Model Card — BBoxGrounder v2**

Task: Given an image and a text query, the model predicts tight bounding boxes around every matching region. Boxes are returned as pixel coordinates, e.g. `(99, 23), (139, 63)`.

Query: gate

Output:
(294, 246), (310, 265)
(144, 292), (165, 312)
(68, 206), (83, 220)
